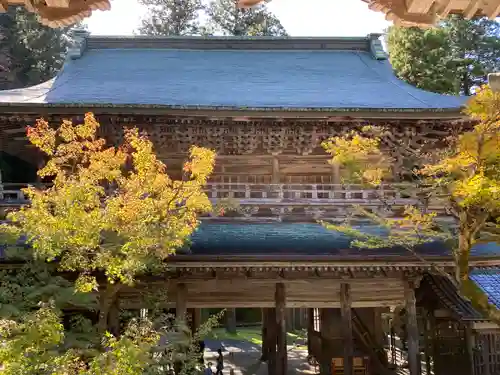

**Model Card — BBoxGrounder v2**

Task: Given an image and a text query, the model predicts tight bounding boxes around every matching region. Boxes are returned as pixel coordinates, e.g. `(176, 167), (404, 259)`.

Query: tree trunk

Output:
(97, 283), (122, 335)
(456, 231), (472, 285)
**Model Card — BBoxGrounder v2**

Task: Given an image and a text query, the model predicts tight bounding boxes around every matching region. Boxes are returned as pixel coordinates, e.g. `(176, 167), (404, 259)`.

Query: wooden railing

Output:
(0, 182), (419, 206)
(205, 183), (419, 205)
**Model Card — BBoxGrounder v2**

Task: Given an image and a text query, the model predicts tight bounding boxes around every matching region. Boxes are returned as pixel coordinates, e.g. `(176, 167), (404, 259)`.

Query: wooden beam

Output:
(275, 283), (287, 375)
(404, 279), (421, 375)
(176, 282), (187, 321)
(340, 283), (354, 375)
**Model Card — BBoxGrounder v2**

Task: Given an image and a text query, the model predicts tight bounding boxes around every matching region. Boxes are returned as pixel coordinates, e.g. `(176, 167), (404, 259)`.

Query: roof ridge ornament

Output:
(67, 28), (90, 60)
(367, 34), (387, 60)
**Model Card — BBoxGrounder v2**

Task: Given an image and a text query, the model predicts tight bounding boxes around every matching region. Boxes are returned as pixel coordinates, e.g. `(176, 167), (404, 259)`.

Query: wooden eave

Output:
(239, 0), (500, 27)
(0, 104), (467, 121)
(166, 254), (500, 269)
(0, 0), (110, 27)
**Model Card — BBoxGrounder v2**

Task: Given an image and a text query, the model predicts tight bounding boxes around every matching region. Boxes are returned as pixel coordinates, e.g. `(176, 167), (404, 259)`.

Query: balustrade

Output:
(0, 182), (419, 206)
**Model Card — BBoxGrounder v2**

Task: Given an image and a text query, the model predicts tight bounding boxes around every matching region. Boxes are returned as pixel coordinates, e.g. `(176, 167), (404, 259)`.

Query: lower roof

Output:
(183, 222), (500, 259)
(470, 269), (500, 310)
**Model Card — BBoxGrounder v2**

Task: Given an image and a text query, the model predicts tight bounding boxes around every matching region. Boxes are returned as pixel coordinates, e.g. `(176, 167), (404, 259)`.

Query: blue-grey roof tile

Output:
(0, 37), (467, 110)
(470, 268), (500, 309)
(184, 223), (500, 257)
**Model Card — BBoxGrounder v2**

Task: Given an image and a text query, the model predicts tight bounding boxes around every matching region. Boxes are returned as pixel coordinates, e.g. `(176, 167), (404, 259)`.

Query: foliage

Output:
(0, 262), (96, 319)
(0, 113), (215, 332)
(321, 86), (500, 321)
(204, 0), (287, 36)
(0, 113), (215, 291)
(386, 15), (500, 95)
(137, 0), (287, 37)
(0, 304), (222, 375)
(0, 304), (84, 375)
(138, 0), (204, 36)
(0, 6), (74, 90)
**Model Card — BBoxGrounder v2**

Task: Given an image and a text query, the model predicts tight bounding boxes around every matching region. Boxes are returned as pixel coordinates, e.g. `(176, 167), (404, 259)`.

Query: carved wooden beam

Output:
(237, 0), (500, 27)
(1, 0), (110, 28)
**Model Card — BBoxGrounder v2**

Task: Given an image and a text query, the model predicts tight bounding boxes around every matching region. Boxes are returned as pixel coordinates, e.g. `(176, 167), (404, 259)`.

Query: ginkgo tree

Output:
(321, 86), (500, 321)
(0, 112), (216, 333)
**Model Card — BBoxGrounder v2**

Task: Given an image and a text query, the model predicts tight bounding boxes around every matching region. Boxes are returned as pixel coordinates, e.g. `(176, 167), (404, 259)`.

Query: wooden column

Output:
(176, 282), (187, 321)
(307, 308), (314, 355)
(272, 156), (280, 184)
(275, 283), (287, 375)
(108, 296), (120, 337)
(340, 283), (354, 375)
(225, 308), (237, 334)
(190, 308), (201, 335)
(319, 309), (334, 375)
(267, 307), (277, 375)
(261, 308), (270, 362)
(404, 279), (421, 375)
(423, 311), (432, 375)
(331, 162), (341, 184)
(464, 323), (475, 375)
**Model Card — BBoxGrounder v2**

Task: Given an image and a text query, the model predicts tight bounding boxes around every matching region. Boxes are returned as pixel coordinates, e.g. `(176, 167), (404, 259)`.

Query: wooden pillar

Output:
(176, 282), (187, 321)
(108, 296), (120, 337)
(404, 279), (421, 375)
(261, 308), (270, 362)
(423, 311), (432, 375)
(464, 323), (475, 375)
(331, 161), (341, 184)
(272, 156), (280, 184)
(267, 307), (277, 375)
(340, 283), (354, 375)
(307, 308), (314, 355)
(275, 283), (287, 375)
(319, 309), (334, 375)
(225, 308), (237, 334)
(190, 308), (201, 335)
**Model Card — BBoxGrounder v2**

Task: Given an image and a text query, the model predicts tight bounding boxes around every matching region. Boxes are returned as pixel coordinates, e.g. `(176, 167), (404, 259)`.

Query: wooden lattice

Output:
(474, 332), (500, 375)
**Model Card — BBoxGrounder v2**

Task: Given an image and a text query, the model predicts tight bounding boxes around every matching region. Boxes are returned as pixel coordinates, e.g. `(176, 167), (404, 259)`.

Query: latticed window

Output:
(313, 308), (320, 332)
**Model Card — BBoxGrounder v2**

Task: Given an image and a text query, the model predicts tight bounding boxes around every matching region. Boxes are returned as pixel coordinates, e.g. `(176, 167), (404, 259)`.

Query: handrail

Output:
(0, 182), (423, 205)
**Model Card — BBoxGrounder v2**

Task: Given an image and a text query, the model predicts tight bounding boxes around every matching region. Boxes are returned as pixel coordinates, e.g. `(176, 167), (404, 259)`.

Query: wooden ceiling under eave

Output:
(0, 0), (110, 28)
(238, 0), (500, 27)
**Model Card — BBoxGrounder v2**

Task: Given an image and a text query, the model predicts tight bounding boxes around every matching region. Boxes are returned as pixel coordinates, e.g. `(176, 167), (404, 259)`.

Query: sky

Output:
(84, 0), (391, 37)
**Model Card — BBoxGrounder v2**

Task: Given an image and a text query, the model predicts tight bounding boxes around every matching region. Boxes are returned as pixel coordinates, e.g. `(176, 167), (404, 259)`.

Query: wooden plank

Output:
(275, 283), (287, 375)
(404, 279), (421, 375)
(341, 283), (354, 375)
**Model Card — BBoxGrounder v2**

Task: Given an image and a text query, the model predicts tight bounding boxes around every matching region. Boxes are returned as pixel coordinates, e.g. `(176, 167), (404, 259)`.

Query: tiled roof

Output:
(183, 223), (500, 258)
(422, 274), (483, 320)
(470, 268), (500, 309)
(2, 223), (499, 260)
(0, 35), (467, 111)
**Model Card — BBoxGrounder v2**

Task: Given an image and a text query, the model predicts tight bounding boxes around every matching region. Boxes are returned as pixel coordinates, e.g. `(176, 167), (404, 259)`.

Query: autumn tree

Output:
(321, 86), (500, 321)
(0, 113), (216, 333)
(386, 16), (500, 95)
(204, 0), (287, 36)
(138, 0), (204, 36)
